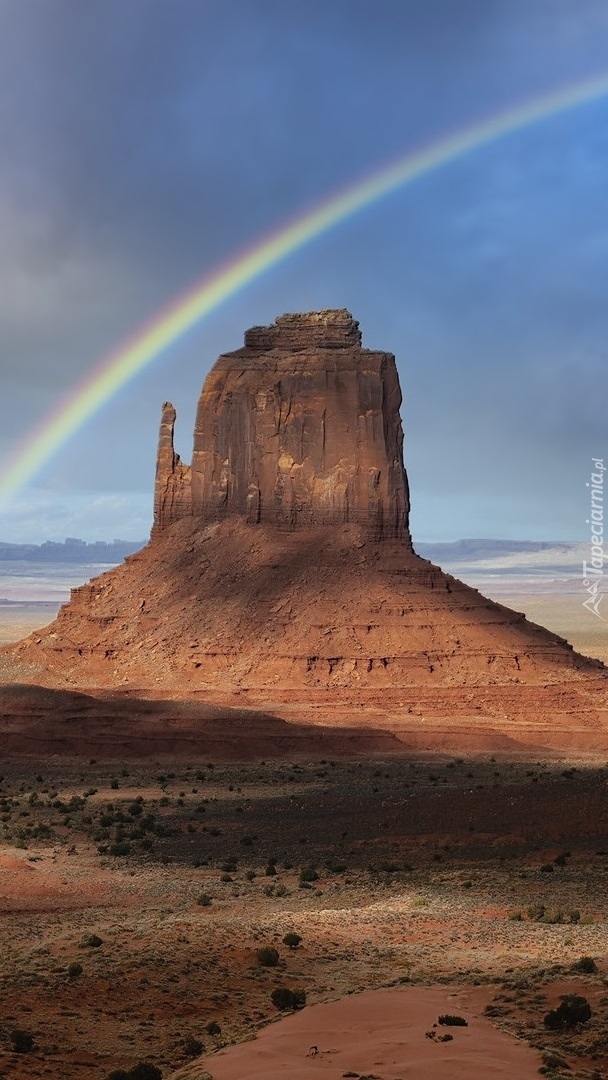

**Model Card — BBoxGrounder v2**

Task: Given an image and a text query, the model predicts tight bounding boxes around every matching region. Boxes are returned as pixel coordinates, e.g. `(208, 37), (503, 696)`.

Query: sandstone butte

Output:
(2, 309), (608, 757)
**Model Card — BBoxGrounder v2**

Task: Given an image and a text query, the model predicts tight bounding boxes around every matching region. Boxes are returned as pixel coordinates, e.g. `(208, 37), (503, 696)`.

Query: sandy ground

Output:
(180, 986), (542, 1080)
(0, 604), (60, 646)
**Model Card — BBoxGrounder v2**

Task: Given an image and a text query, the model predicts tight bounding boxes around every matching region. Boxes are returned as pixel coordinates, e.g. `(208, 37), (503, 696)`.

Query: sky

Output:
(1, 0), (607, 544)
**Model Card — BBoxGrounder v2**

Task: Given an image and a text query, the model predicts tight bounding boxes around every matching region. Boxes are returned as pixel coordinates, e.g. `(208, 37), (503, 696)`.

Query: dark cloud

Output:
(1, 0), (608, 539)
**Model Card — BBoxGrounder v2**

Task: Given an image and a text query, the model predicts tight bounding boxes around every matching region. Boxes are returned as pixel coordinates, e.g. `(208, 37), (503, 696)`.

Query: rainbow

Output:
(3, 70), (608, 500)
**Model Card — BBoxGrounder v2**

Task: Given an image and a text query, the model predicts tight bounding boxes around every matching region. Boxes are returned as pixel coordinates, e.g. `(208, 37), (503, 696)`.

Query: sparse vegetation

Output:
(182, 1034), (203, 1057)
(544, 994), (592, 1030)
(81, 932), (103, 948)
(299, 866), (319, 882)
(255, 945), (279, 967)
(282, 931), (302, 949)
(270, 986), (307, 1010)
(571, 955), (598, 973)
(2, 758), (608, 1078)
(9, 1028), (35, 1053)
(107, 1064), (163, 1080)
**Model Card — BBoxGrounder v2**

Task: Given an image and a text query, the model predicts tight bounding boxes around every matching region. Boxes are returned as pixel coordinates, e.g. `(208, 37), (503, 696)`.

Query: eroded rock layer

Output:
(153, 309), (410, 541)
(4, 516), (608, 753)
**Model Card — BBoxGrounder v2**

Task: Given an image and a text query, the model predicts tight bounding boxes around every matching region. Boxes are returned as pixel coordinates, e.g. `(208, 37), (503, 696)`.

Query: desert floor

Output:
(1, 756), (607, 1079)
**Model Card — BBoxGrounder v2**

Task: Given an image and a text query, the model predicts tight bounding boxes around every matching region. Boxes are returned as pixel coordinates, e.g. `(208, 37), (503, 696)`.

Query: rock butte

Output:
(2, 309), (608, 755)
(152, 309), (409, 539)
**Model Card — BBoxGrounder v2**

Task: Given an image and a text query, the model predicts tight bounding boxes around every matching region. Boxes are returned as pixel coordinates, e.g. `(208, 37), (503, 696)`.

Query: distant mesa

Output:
(0, 538), (142, 563)
(2, 309), (607, 756)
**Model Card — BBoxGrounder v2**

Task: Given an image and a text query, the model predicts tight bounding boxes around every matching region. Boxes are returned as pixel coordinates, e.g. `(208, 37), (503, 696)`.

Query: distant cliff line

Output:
(0, 537), (580, 566)
(0, 539), (143, 563)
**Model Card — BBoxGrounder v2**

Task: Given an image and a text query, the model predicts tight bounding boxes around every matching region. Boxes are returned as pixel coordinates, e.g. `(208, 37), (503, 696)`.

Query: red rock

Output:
(2, 309), (608, 756)
(153, 401), (192, 531)
(154, 309), (410, 541)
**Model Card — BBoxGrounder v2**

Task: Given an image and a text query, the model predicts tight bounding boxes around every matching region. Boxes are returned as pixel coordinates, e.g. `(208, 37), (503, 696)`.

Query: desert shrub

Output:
(299, 866), (319, 882)
(544, 994), (592, 1030)
(483, 1004), (502, 1017)
(265, 863), (277, 876)
(81, 933), (103, 948)
(282, 932), (302, 949)
(125, 1064), (162, 1080)
(571, 955), (598, 974)
(109, 841), (131, 857)
(206, 1020), (221, 1035)
(270, 987), (306, 1011)
(540, 863), (555, 873)
(541, 910), (564, 925)
(197, 893), (212, 907)
(527, 904), (546, 921)
(569, 909), (581, 924)
(438, 1014), (468, 1026)
(256, 946), (279, 967)
(67, 962), (83, 978)
(182, 1035), (203, 1058)
(10, 1029), (35, 1053)
(541, 1050), (569, 1069)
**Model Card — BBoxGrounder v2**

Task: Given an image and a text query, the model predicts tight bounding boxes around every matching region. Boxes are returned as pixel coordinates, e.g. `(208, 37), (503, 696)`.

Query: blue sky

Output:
(1, 0), (607, 543)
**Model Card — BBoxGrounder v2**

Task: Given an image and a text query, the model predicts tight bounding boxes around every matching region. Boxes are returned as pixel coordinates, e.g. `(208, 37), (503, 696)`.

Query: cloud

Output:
(1, 1), (608, 541)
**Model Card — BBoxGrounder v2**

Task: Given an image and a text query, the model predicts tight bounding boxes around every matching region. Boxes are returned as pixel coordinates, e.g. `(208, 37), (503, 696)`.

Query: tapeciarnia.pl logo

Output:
(582, 457), (605, 619)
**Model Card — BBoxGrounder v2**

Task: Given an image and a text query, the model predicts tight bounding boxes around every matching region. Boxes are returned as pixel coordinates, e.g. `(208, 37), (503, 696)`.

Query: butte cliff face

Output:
(3, 309), (608, 754)
(153, 310), (410, 541)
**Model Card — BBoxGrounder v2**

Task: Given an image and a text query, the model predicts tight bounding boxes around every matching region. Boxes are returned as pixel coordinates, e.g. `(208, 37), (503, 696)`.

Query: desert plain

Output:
(1, 699), (608, 1079)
